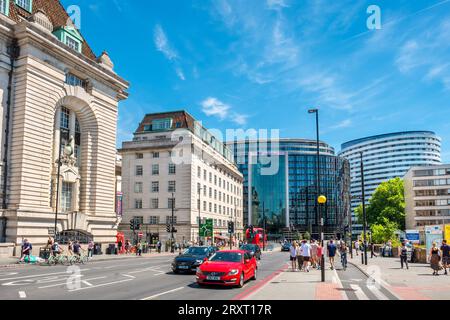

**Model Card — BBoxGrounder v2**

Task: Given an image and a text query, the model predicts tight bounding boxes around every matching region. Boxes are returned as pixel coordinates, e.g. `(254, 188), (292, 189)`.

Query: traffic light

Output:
(135, 222), (141, 230)
(166, 224), (171, 233)
(130, 218), (135, 230)
(228, 221), (234, 234)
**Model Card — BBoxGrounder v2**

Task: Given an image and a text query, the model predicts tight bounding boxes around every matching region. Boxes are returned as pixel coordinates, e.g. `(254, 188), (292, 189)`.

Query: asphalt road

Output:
(0, 248), (289, 300)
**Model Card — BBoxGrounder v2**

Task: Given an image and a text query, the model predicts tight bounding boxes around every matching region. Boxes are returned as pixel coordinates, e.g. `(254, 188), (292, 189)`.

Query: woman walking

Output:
(430, 242), (442, 276)
(289, 242), (298, 271)
(399, 242), (409, 270)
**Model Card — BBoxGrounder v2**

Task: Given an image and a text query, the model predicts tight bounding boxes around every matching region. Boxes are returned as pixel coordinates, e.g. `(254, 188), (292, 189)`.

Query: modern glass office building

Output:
(339, 131), (442, 236)
(228, 139), (351, 238)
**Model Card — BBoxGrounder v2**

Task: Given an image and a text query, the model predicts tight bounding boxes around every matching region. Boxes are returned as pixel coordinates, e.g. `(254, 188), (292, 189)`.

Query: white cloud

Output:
(175, 68), (186, 81)
(266, 0), (289, 10)
(201, 97), (248, 125)
(154, 24), (178, 61)
(331, 119), (352, 129)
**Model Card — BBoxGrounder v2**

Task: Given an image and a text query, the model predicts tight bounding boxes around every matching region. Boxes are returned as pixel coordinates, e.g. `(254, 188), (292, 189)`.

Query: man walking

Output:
(339, 241), (348, 271)
(21, 239), (32, 262)
(327, 240), (337, 270)
(441, 240), (450, 275)
(400, 242), (409, 270)
(355, 240), (360, 256)
(301, 240), (312, 272)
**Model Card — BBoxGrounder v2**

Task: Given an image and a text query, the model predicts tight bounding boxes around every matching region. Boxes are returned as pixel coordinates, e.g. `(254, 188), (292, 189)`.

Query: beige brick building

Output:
(0, 1), (128, 256)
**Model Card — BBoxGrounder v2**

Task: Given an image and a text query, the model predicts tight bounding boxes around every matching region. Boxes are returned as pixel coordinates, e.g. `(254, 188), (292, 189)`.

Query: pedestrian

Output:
(157, 240), (162, 254)
(73, 241), (82, 257)
(296, 241), (304, 271)
(399, 241), (409, 270)
(21, 239), (32, 262)
(441, 240), (450, 276)
(355, 240), (360, 256)
(301, 240), (311, 272)
(125, 240), (130, 254)
(310, 239), (318, 269)
(88, 240), (94, 258)
(289, 241), (298, 271)
(327, 240), (337, 270)
(136, 242), (142, 256)
(316, 242), (323, 270)
(67, 240), (74, 256)
(118, 240), (123, 253)
(430, 242), (442, 276)
(370, 242), (377, 258)
(339, 241), (348, 270)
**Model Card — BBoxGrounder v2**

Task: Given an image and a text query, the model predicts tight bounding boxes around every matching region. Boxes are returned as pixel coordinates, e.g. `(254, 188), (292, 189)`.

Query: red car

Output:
(196, 250), (257, 288)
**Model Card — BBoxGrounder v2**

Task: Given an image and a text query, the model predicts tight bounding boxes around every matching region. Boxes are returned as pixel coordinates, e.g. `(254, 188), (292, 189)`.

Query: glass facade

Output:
(229, 139), (350, 238)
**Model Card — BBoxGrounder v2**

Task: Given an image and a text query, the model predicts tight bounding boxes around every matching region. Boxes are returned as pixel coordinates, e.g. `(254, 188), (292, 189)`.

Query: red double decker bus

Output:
(245, 227), (267, 247)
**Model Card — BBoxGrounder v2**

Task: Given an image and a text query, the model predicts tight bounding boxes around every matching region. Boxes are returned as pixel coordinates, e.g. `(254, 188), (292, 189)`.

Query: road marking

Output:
(37, 276), (106, 289)
(367, 284), (389, 300)
(141, 287), (184, 300)
(68, 278), (133, 292)
(153, 273), (165, 276)
(332, 269), (348, 300)
(18, 291), (26, 299)
(350, 284), (369, 300)
(121, 274), (136, 279)
(0, 269), (90, 282)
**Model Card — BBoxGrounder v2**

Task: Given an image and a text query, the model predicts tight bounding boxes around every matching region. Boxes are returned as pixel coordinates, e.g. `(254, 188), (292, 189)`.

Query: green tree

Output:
(370, 218), (399, 244)
(303, 232), (311, 241)
(355, 177), (405, 230)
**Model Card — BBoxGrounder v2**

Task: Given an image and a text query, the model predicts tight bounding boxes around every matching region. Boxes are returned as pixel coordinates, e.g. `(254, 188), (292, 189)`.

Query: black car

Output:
(281, 243), (291, 252)
(171, 246), (217, 273)
(239, 244), (262, 260)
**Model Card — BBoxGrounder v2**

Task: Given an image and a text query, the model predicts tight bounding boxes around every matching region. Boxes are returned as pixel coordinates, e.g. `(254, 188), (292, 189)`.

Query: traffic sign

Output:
(138, 232), (143, 238)
(48, 228), (55, 236)
(200, 219), (213, 237)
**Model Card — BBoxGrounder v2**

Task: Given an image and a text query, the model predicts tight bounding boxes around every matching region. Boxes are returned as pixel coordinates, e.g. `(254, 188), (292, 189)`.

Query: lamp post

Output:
(198, 186), (202, 245)
(309, 108), (325, 282)
(171, 192), (175, 253)
(360, 152), (368, 266)
(262, 201), (267, 252)
(54, 128), (70, 240)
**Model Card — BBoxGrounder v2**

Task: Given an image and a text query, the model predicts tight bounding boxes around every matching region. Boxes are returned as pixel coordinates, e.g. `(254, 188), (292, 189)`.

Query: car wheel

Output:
(173, 269), (179, 274)
(238, 273), (245, 288)
(251, 268), (257, 280)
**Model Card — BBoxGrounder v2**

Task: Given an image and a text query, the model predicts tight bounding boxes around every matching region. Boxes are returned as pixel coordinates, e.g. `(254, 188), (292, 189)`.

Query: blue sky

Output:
(62, 0), (450, 161)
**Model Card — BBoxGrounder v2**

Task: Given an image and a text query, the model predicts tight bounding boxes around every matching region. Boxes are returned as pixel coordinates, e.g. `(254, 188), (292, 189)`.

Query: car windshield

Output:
(183, 247), (208, 255)
(240, 245), (256, 251)
(209, 252), (242, 263)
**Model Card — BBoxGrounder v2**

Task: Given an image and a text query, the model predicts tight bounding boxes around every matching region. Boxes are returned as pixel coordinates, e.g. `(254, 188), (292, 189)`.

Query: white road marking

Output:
(153, 273), (165, 276)
(37, 276), (106, 289)
(121, 274), (136, 279)
(367, 284), (389, 300)
(18, 291), (26, 299)
(68, 278), (133, 292)
(0, 269), (90, 282)
(332, 269), (348, 300)
(350, 284), (369, 300)
(82, 280), (93, 287)
(141, 287), (184, 300)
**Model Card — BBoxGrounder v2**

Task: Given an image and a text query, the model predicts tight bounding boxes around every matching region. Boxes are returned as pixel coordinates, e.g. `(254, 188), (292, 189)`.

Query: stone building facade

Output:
(0, 1), (128, 255)
(119, 111), (244, 245)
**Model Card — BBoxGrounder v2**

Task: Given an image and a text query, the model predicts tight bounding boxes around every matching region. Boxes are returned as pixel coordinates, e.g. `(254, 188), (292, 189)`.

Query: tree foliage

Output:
(355, 177), (405, 230)
(370, 218), (399, 244)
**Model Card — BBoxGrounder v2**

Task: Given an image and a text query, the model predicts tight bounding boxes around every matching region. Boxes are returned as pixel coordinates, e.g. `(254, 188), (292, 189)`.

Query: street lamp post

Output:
(309, 108), (325, 282)
(54, 128), (69, 240)
(198, 186), (202, 245)
(262, 202), (266, 252)
(171, 192), (175, 253)
(360, 152), (368, 266)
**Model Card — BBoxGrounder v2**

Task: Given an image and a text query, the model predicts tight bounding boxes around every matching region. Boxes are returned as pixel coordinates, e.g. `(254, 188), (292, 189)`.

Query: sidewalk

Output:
(348, 254), (450, 300)
(0, 251), (178, 268)
(243, 264), (347, 300)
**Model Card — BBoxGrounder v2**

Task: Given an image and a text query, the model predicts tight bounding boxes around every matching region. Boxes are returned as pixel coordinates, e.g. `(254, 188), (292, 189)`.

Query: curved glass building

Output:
(228, 139), (350, 238)
(339, 131), (442, 236)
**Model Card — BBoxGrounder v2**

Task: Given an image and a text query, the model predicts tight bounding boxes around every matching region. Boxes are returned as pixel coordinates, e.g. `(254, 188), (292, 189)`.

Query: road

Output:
(0, 249), (287, 300)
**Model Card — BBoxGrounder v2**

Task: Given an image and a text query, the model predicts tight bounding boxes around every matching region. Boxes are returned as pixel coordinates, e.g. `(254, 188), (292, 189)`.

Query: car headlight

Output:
(228, 269), (239, 276)
(196, 268), (203, 275)
(195, 259), (204, 264)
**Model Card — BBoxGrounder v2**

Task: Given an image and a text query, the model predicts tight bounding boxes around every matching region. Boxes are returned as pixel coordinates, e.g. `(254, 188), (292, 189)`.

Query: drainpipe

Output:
(2, 38), (20, 210)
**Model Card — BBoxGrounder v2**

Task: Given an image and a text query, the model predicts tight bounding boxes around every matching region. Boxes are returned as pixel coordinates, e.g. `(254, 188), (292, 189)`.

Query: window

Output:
(152, 152), (159, 158)
(209, 187), (212, 198)
(168, 198), (175, 209)
(203, 185), (207, 196)
(168, 163), (176, 175)
(135, 153), (144, 159)
(135, 165), (143, 176)
(0, 0), (9, 15)
(209, 202), (212, 212)
(204, 170), (207, 180)
(203, 201), (207, 211)
(62, 182), (72, 212)
(15, 0), (32, 12)
(152, 164), (159, 175)
(197, 166), (201, 178)
(168, 181), (176, 193)
(166, 216), (177, 224)
(60, 107), (70, 130)
(151, 182), (159, 193)
(135, 199), (143, 209)
(149, 216), (159, 225)
(152, 118), (173, 131)
(133, 216), (144, 225)
(134, 182), (143, 193)
(65, 73), (86, 88)
(65, 35), (81, 52)
(151, 198), (159, 209)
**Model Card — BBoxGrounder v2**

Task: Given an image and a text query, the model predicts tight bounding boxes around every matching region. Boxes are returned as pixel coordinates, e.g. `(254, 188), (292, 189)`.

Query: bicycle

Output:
(68, 251), (89, 265)
(340, 253), (348, 271)
(47, 253), (69, 266)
